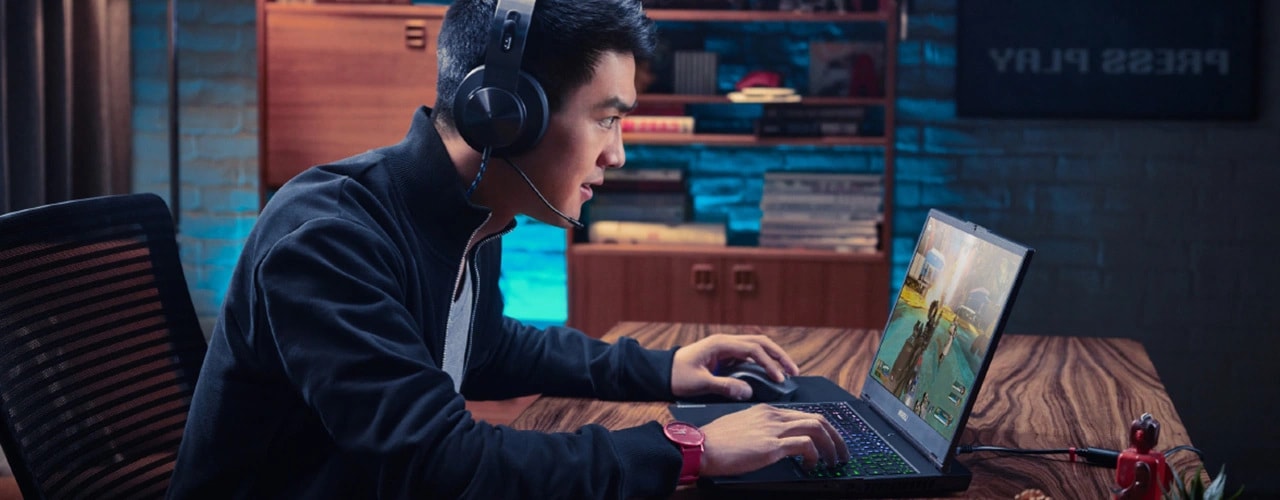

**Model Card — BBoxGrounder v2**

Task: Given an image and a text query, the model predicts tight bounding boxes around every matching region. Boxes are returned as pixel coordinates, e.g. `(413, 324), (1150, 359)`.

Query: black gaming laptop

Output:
(670, 209), (1034, 497)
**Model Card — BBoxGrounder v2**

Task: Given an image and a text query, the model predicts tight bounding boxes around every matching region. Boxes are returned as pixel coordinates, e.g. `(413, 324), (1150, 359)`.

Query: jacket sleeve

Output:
(463, 315), (679, 402)
(257, 218), (682, 499)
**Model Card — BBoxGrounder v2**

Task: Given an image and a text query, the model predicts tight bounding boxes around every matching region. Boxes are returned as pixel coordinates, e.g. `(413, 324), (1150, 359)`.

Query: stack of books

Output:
(755, 103), (866, 138)
(586, 167), (726, 247)
(588, 167), (688, 224)
(758, 172), (882, 253)
(588, 221), (727, 246)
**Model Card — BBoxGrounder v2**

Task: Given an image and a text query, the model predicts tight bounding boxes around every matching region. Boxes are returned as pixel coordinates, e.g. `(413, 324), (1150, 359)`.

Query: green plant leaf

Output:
(1190, 467), (1206, 500)
(1203, 465), (1227, 499)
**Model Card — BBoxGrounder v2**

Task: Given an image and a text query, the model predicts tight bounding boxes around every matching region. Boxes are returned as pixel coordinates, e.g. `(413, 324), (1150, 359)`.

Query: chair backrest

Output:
(0, 193), (208, 499)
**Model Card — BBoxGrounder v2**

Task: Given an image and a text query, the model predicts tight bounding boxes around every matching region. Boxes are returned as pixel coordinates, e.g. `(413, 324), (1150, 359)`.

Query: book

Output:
(757, 239), (880, 254)
(605, 168), (685, 183)
(764, 172), (882, 195)
(588, 221), (726, 246)
(589, 205), (687, 224)
(595, 180), (687, 193)
(760, 192), (883, 207)
(765, 173), (880, 191)
(592, 192), (688, 208)
(760, 218), (880, 235)
(621, 116), (695, 134)
(761, 211), (883, 223)
(728, 87), (801, 103)
(673, 51), (719, 95)
(756, 119), (861, 138)
(762, 104), (867, 120)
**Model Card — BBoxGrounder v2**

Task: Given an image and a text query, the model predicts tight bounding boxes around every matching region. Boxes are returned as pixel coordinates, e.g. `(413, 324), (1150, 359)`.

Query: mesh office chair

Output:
(0, 193), (208, 499)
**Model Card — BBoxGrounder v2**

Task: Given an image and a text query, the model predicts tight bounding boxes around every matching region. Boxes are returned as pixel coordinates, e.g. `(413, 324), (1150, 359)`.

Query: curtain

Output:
(1, 0), (131, 214)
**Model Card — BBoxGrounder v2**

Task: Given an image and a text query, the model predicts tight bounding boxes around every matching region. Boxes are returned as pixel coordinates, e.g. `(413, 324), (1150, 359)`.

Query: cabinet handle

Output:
(404, 20), (427, 50)
(690, 263), (716, 293)
(732, 264), (756, 293)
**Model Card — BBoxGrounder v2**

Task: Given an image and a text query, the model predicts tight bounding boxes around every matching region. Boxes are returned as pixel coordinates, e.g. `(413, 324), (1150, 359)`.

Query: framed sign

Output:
(957, 0), (1259, 120)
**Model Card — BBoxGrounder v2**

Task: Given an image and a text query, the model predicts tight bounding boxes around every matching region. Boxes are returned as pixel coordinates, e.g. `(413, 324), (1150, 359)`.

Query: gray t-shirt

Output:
(443, 263), (474, 393)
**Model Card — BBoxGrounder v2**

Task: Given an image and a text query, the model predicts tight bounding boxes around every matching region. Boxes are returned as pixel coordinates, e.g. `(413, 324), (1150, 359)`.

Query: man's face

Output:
(516, 51), (636, 226)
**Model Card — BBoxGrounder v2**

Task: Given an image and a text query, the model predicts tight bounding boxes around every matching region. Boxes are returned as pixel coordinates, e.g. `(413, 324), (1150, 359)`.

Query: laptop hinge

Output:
(861, 392), (945, 466)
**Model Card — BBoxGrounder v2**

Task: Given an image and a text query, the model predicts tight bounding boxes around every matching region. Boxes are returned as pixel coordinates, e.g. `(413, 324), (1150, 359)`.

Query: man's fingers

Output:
(731, 341), (788, 382)
(776, 436), (822, 469)
(705, 333), (798, 381)
(777, 416), (842, 464)
(712, 376), (753, 401)
(743, 335), (801, 376)
(818, 416), (850, 462)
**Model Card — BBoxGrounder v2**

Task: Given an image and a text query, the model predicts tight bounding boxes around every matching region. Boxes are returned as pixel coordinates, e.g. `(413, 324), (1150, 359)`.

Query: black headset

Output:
(451, 0), (549, 157)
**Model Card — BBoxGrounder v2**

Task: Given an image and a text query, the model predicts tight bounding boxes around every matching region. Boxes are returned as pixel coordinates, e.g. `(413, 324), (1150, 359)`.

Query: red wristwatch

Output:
(663, 421), (705, 485)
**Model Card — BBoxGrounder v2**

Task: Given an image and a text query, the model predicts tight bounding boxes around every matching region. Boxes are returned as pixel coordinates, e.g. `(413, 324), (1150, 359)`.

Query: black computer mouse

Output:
(722, 361), (799, 402)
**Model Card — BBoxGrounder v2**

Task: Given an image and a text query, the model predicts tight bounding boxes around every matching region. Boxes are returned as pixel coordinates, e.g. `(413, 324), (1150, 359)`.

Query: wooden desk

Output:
(510, 322), (1203, 498)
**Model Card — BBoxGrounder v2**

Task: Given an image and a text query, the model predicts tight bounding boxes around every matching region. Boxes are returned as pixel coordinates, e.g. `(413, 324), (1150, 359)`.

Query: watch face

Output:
(665, 421), (704, 446)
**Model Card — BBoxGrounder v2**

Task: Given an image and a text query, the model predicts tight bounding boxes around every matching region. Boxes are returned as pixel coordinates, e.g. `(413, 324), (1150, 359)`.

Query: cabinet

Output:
(568, 245), (889, 336)
(567, 3), (900, 336)
(258, 3), (447, 190)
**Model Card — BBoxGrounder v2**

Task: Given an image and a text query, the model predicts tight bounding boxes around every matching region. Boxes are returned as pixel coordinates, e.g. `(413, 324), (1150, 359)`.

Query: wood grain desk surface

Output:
(510, 322), (1203, 499)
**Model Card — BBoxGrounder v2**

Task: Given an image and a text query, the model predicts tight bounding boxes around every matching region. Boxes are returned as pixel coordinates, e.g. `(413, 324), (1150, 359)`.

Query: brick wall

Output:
(131, 0), (258, 336)
(895, 0), (1280, 493)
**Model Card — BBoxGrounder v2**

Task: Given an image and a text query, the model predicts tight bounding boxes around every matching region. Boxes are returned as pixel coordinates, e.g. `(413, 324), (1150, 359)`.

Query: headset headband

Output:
(483, 0), (535, 95)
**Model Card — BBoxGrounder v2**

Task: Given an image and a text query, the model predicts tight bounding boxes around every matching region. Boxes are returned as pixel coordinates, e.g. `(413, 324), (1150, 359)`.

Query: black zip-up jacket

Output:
(168, 107), (683, 499)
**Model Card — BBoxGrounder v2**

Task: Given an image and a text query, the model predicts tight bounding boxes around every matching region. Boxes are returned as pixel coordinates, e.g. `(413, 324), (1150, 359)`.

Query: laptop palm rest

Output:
(669, 376), (971, 497)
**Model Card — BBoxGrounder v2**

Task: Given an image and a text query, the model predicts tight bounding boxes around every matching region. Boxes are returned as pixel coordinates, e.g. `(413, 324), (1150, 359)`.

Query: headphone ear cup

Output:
(498, 70), (548, 156)
(451, 67), (548, 156)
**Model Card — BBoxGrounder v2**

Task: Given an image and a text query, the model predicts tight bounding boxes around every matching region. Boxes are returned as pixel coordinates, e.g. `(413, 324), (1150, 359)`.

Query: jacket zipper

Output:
(443, 214), (516, 390)
(443, 214), (489, 380)
(460, 222), (516, 385)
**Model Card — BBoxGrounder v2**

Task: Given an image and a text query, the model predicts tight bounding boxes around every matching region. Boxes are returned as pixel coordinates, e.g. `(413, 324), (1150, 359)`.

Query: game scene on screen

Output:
(871, 217), (1023, 437)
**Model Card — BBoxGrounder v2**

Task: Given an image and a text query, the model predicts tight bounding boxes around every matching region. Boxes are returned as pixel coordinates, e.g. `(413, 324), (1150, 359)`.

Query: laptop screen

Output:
(862, 209), (1032, 467)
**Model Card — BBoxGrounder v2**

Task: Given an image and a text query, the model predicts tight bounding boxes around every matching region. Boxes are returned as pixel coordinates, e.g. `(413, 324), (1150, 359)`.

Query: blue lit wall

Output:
(131, 0), (258, 336)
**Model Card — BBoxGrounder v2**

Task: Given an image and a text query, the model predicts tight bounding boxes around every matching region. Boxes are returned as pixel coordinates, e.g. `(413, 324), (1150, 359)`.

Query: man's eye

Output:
(601, 116), (619, 128)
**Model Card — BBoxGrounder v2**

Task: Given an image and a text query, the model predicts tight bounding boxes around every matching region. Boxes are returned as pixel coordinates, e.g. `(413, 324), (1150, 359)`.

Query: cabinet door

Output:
(724, 256), (890, 329)
(568, 253), (720, 337)
(264, 10), (440, 188)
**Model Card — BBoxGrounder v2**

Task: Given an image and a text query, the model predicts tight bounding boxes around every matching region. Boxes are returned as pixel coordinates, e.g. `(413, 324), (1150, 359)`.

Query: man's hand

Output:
(699, 404), (851, 476)
(670, 334), (800, 400)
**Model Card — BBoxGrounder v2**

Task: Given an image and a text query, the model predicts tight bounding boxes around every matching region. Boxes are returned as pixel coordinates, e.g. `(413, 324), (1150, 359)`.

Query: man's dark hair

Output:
(434, 0), (656, 132)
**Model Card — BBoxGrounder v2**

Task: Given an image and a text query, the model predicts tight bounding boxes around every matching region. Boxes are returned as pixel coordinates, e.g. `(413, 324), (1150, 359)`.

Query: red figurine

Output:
(1114, 413), (1171, 500)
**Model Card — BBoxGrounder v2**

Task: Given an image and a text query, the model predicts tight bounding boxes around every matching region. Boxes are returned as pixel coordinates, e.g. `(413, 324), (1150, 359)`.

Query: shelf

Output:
(567, 242), (886, 262)
(622, 132), (887, 147)
(639, 94), (888, 106)
(265, 3), (448, 17)
(645, 9), (891, 23)
(264, 4), (891, 23)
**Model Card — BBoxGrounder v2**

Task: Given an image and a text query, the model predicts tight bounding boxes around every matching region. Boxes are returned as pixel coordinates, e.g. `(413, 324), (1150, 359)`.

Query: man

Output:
(168, 0), (848, 498)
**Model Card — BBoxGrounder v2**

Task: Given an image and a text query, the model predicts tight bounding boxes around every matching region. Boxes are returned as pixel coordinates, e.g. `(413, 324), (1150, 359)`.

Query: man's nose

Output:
(601, 128), (625, 169)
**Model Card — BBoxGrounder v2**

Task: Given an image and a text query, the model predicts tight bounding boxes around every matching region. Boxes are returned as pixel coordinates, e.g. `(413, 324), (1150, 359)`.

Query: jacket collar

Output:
(382, 106), (515, 262)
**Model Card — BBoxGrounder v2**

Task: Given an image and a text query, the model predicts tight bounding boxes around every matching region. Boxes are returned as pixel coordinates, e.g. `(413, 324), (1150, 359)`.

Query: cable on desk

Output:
(955, 444), (1121, 468)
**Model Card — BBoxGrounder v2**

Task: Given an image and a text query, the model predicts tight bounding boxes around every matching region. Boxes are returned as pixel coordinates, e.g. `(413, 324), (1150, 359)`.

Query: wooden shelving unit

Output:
(567, 2), (900, 336)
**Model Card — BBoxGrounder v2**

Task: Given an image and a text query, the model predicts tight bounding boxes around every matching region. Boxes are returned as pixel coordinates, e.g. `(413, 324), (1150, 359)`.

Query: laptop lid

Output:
(861, 209), (1033, 470)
